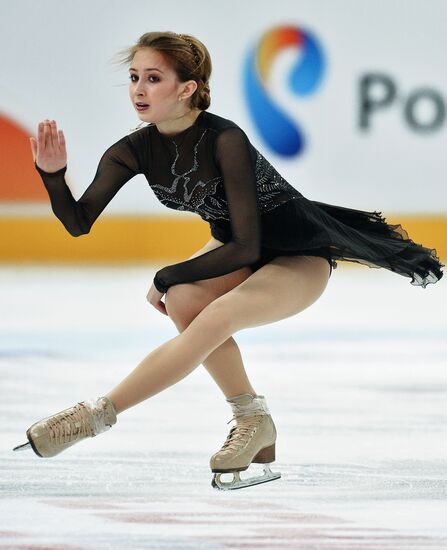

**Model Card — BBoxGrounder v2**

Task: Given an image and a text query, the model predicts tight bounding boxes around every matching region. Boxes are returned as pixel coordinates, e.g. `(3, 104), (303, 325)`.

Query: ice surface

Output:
(1, 263), (446, 549)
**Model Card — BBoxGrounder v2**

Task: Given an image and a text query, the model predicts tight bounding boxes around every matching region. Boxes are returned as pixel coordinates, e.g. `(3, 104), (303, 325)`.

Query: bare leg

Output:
(166, 236), (257, 400)
(169, 309), (257, 400)
(202, 338), (257, 399)
(105, 309), (236, 414)
(105, 254), (330, 416)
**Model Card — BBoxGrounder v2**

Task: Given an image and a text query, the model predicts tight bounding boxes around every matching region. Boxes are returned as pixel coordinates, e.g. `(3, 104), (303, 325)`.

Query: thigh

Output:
(204, 254), (331, 331)
(165, 236), (254, 320)
(184, 236), (255, 296)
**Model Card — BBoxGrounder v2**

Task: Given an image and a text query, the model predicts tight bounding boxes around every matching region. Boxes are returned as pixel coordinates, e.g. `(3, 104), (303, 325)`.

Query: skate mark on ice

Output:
(288, 461), (447, 498)
(95, 510), (307, 525)
(0, 531), (25, 539)
(0, 544), (87, 550)
(39, 497), (124, 510)
(200, 529), (447, 549)
(204, 499), (350, 524)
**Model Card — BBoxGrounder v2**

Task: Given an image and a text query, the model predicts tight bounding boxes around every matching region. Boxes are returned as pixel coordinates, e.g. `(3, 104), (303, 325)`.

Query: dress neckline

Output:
(153, 110), (205, 140)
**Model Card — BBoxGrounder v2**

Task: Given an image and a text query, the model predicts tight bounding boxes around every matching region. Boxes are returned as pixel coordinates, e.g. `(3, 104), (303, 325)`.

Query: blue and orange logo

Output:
(243, 25), (326, 157)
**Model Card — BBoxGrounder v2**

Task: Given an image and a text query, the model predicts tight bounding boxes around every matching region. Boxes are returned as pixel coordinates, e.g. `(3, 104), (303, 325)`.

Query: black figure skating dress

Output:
(34, 110), (444, 293)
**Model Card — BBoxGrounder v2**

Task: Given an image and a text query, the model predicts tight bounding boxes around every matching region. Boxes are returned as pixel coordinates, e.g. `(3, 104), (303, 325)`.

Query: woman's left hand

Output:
(146, 283), (168, 315)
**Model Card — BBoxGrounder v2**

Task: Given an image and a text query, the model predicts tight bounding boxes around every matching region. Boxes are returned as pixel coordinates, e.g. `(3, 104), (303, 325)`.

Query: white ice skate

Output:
(12, 396), (117, 457)
(210, 393), (281, 490)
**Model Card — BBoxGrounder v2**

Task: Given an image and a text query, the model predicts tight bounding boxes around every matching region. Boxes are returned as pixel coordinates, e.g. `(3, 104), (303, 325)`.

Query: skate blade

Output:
(13, 441), (32, 452)
(212, 464), (281, 491)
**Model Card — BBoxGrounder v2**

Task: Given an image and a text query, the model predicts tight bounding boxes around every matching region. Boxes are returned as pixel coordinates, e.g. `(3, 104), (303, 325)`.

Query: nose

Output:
(134, 80), (146, 96)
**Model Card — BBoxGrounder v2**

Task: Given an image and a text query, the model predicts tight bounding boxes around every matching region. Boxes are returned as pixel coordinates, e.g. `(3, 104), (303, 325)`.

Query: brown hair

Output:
(112, 31), (212, 110)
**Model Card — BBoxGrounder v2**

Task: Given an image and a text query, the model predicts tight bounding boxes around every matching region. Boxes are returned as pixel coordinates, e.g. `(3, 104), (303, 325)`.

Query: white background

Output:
(1, 0), (446, 215)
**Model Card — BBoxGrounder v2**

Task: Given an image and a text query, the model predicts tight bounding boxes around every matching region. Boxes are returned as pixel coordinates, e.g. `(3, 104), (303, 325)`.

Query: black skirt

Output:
(210, 197), (444, 287)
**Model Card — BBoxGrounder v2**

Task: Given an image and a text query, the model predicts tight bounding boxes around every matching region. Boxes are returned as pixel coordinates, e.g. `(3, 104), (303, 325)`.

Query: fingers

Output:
(38, 120), (51, 151)
(50, 120), (58, 148)
(38, 119), (56, 148)
(37, 121), (44, 153)
(36, 119), (65, 156)
(58, 127), (65, 150)
(43, 119), (51, 148)
(49, 120), (65, 150)
(146, 294), (168, 315)
(45, 119), (57, 149)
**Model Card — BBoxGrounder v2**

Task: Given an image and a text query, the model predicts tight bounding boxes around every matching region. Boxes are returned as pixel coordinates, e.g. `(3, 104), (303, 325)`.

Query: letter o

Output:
(404, 88), (445, 132)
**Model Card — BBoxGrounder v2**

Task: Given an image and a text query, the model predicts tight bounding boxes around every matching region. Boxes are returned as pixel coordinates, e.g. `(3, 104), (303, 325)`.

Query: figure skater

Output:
(14, 31), (444, 490)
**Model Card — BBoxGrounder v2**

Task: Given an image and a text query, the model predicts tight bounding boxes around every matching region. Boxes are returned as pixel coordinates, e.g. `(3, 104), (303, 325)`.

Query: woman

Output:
(15, 31), (444, 491)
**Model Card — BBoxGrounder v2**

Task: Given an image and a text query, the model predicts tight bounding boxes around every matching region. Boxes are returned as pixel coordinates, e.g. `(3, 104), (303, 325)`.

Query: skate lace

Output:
(46, 402), (95, 446)
(219, 414), (265, 454)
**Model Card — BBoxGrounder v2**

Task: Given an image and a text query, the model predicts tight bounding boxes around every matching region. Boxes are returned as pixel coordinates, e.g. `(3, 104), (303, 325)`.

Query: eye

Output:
(128, 74), (160, 83)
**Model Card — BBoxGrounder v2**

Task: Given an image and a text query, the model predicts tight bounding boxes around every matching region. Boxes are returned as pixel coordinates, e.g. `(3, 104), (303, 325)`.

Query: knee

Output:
(165, 282), (214, 329)
(196, 296), (238, 335)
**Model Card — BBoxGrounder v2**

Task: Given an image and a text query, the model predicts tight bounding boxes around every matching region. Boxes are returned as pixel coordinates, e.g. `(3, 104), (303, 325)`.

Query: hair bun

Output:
(113, 31), (212, 111)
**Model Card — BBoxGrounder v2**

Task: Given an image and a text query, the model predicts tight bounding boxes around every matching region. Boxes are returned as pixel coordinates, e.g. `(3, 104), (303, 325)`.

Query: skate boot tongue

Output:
(83, 396), (117, 434)
(226, 393), (270, 419)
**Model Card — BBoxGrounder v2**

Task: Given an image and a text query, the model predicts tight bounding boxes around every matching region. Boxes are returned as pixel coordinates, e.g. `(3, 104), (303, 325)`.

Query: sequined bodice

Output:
(129, 111), (303, 222)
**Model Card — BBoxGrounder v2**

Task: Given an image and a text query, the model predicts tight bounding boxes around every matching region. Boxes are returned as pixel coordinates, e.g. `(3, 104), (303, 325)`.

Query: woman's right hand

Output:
(30, 119), (67, 173)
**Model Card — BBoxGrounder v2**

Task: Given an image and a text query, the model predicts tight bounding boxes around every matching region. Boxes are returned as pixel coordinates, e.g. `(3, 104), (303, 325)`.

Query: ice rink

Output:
(1, 262), (446, 549)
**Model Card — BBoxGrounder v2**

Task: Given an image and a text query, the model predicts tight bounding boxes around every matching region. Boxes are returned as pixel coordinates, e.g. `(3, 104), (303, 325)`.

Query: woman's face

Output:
(128, 47), (196, 124)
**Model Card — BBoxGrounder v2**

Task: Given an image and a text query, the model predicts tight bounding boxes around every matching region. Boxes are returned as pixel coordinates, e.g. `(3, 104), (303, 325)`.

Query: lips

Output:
(135, 102), (149, 113)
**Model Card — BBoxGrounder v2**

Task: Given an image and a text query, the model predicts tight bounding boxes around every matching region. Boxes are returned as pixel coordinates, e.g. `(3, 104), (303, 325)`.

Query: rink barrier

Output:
(0, 214), (445, 263)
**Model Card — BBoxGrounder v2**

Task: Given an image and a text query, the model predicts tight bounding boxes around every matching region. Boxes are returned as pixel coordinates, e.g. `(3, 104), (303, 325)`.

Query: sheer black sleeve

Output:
(34, 135), (140, 236)
(153, 127), (262, 293)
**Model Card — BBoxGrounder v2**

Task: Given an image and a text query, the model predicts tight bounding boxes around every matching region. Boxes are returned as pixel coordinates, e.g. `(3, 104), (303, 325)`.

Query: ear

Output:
(180, 79), (198, 99)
